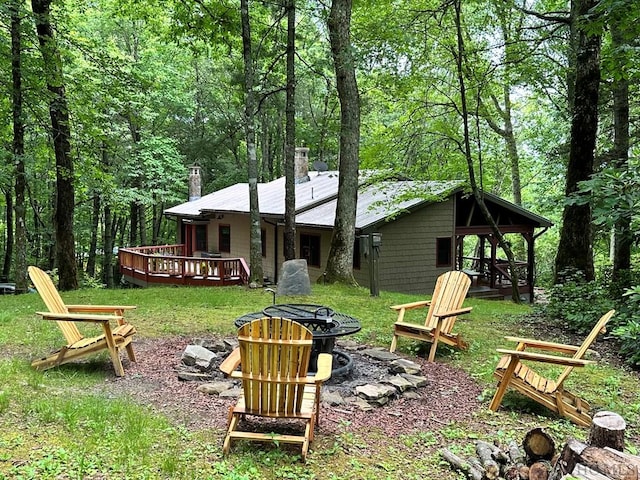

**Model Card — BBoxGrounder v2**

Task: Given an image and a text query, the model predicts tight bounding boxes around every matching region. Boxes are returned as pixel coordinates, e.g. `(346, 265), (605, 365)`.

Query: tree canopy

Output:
(0, 0), (638, 289)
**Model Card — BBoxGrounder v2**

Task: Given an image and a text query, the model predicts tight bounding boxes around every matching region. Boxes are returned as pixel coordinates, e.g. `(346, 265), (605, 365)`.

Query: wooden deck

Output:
(118, 245), (249, 288)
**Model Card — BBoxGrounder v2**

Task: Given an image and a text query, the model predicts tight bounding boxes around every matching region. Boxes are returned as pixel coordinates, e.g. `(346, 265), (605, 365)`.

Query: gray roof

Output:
(164, 173), (551, 230)
(296, 180), (463, 230)
(164, 171), (341, 217)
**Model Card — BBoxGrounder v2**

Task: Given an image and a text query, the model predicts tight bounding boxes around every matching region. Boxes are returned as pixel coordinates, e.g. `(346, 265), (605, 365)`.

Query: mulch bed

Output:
(96, 336), (484, 437)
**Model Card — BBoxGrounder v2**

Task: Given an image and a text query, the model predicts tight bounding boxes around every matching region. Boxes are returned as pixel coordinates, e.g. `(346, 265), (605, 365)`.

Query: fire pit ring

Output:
(331, 350), (354, 377)
(234, 304), (361, 373)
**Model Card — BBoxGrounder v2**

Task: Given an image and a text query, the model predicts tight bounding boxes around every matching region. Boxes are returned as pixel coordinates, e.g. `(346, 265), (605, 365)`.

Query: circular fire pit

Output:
(234, 304), (362, 373)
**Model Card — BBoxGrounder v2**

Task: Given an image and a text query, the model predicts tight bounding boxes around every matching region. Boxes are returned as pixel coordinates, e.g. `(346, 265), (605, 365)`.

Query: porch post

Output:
(525, 232), (535, 303)
(488, 235), (497, 289)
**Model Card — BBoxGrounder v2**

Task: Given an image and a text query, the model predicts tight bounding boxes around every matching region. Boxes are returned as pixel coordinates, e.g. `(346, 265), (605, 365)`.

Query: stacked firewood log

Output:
(441, 411), (640, 480)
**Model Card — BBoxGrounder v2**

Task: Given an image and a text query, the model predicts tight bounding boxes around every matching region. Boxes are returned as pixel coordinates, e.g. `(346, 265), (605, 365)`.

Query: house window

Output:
(300, 233), (321, 267)
(436, 237), (452, 267)
(219, 225), (231, 253)
(261, 228), (266, 257)
(195, 225), (207, 251)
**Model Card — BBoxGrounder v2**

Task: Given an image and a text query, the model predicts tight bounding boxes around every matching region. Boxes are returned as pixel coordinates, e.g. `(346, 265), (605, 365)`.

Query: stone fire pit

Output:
(178, 338), (429, 410)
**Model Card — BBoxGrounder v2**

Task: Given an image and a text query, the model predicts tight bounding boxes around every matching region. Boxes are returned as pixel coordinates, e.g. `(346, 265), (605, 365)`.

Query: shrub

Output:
(544, 270), (614, 333)
(613, 287), (640, 368)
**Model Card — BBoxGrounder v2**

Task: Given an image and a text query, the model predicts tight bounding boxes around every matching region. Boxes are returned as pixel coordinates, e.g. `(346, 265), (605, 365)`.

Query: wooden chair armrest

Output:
(312, 353), (333, 383)
(432, 307), (473, 319)
(390, 300), (431, 311)
(503, 336), (581, 354)
(219, 348), (241, 376)
(36, 311), (123, 323)
(496, 349), (594, 367)
(66, 305), (136, 313)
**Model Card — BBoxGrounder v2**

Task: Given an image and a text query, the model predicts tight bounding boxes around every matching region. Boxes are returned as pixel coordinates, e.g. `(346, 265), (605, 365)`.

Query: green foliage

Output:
(613, 287), (640, 367)
(570, 165), (640, 237)
(543, 269), (615, 333)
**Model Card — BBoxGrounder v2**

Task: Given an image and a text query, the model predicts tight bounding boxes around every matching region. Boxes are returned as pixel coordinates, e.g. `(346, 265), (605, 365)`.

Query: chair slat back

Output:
(28, 266), (83, 345)
(237, 317), (313, 416)
(555, 309), (615, 387)
(425, 271), (471, 333)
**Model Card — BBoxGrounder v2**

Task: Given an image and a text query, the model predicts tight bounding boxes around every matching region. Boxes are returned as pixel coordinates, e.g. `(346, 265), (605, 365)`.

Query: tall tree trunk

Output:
(152, 198), (163, 245)
(86, 194), (100, 277)
(610, 15), (631, 287)
(32, 0), (78, 290)
(2, 190), (13, 282)
(324, 0), (359, 285)
(12, 0), (28, 292)
(102, 204), (115, 288)
(129, 202), (138, 246)
(554, 0), (601, 284)
(139, 202), (147, 246)
(241, 0), (264, 285)
(453, 0), (521, 303)
(283, 0), (296, 261)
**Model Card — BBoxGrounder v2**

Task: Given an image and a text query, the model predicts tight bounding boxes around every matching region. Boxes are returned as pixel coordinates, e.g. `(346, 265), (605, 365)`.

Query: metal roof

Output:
(164, 171), (341, 217)
(164, 173), (551, 230)
(296, 180), (464, 230)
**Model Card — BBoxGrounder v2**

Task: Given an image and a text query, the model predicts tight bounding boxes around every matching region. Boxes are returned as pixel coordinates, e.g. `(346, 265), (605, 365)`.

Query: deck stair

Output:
(467, 286), (503, 300)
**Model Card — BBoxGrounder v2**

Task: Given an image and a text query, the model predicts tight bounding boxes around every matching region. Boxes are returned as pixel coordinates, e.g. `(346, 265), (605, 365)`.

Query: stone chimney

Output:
(188, 164), (202, 201)
(294, 147), (310, 184)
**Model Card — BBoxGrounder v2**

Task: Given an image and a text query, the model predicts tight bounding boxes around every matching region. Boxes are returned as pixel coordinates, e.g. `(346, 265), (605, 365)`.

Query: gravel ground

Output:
(97, 335), (484, 437)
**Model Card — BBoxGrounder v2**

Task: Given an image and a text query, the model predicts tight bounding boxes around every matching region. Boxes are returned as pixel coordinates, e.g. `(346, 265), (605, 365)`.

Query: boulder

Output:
(277, 259), (312, 296)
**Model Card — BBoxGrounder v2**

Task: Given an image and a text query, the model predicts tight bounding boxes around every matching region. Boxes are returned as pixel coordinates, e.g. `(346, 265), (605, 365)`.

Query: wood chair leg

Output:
(315, 385), (321, 427)
(101, 323), (125, 377)
(489, 360), (518, 411)
(223, 413), (239, 455)
(125, 344), (136, 362)
(427, 339), (438, 362)
(428, 322), (443, 362)
(389, 334), (398, 353)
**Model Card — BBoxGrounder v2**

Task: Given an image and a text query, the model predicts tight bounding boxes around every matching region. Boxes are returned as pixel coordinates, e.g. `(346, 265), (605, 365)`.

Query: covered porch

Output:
(118, 245), (249, 288)
(453, 192), (552, 302)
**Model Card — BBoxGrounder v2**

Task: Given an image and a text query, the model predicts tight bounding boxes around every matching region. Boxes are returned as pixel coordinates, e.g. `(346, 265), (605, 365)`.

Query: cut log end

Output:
(524, 427), (556, 462)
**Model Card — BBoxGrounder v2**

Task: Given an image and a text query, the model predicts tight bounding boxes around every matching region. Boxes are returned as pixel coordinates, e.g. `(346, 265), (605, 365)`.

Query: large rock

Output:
(182, 345), (217, 371)
(389, 358), (422, 375)
(277, 259), (312, 296)
(355, 383), (397, 404)
(361, 348), (400, 362)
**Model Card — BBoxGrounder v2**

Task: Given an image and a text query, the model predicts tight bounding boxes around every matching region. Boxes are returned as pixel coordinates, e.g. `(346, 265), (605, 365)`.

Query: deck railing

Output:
(118, 245), (250, 287)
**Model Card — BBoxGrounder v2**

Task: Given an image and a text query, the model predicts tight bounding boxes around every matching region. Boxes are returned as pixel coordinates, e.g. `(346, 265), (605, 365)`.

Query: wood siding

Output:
(354, 199), (455, 295)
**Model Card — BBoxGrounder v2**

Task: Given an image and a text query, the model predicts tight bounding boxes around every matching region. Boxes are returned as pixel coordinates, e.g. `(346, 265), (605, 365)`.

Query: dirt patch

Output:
(519, 311), (631, 371)
(97, 336), (484, 437)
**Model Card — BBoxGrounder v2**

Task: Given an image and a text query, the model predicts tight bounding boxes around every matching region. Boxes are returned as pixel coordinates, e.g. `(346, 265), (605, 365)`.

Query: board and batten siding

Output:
(354, 198), (455, 295)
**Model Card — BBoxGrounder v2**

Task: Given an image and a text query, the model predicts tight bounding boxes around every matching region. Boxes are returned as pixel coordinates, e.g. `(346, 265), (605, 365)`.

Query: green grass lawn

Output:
(1, 284), (639, 479)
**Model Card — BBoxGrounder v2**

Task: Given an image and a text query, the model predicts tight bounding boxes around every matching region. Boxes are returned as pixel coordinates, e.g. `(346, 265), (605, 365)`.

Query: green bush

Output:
(544, 270), (614, 333)
(613, 287), (640, 367)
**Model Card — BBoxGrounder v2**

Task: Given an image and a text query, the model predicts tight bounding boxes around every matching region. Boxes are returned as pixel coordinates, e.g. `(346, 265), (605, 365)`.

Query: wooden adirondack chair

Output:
(28, 266), (137, 377)
(489, 309), (615, 426)
(219, 317), (332, 461)
(389, 270), (473, 362)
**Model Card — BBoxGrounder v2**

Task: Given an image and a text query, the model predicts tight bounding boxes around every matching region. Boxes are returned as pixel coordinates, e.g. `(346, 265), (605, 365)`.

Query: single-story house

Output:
(158, 148), (552, 300)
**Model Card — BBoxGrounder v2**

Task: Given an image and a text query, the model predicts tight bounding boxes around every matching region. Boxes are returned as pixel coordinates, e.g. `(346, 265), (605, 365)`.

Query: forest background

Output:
(0, 0), (639, 311)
